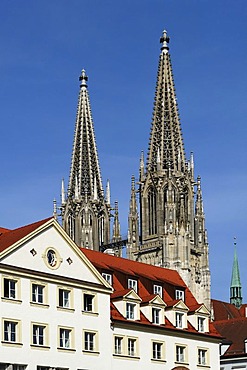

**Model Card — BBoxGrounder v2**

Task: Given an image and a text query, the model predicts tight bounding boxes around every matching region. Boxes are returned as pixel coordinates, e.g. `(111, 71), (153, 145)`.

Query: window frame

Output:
(58, 326), (73, 350)
(2, 276), (20, 302)
(102, 273), (112, 285)
(175, 312), (184, 328)
(83, 330), (98, 353)
(152, 340), (165, 361)
(175, 289), (185, 301)
(127, 337), (137, 357)
(198, 347), (208, 366)
(126, 302), (136, 320)
(2, 318), (21, 345)
(175, 344), (187, 363)
(114, 335), (123, 355)
(198, 316), (206, 332)
(128, 278), (138, 293)
(57, 287), (73, 310)
(153, 284), (163, 298)
(152, 307), (161, 325)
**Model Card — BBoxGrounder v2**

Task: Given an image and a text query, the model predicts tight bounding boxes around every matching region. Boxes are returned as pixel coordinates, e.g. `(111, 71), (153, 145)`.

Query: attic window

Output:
(153, 284), (163, 298)
(175, 289), (184, 301)
(128, 279), (138, 293)
(198, 317), (206, 332)
(126, 302), (136, 320)
(102, 273), (112, 285)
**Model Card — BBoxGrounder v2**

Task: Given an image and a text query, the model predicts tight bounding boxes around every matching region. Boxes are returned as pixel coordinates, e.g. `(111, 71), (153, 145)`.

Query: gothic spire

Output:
(230, 239), (242, 308)
(62, 70), (111, 249)
(147, 30), (185, 172)
(112, 201), (121, 243)
(127, 175), (139, 259)
(68, 69), (103, 200)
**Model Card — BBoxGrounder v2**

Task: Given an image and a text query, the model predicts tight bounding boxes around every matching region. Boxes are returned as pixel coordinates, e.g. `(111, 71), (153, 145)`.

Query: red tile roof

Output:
(214, 317), (247, 356)
(0, 217), (53, 253)
(0, 227), (11, 235)
(211, 299), (242, 321)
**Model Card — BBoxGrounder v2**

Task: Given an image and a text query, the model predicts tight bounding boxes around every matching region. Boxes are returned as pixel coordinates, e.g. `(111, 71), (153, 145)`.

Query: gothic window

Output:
(68, 214), (75, 240)
(81, 211), (85, 226)
(148, 187), (157, 235)
(98, 216), (105, 246)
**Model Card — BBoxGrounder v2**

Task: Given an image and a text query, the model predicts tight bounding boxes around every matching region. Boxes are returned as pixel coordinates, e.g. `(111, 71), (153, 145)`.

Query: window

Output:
(175, 312), (184, 328)
(32, 284), (44, 304)
(152, 307), (160, 324)
(3, 278), (16, 299)
(175, 289), (184, 301)
(153, 284), (163, 297)
(59, 328), (71, 349)
(83, 294), (94, 312)
(176, 345), (186, 363)
(4, 320), (17, 342)
(128, 279), (138, 292)
(32, 324), (46, 346)
(114, 336), (123, 355)
(126, 302), (135, 319)
(198, 317), (206, 332)
(198, 348), (207, 365)
(58, 289), (70, 308)
(152, 342), (163, 360)
(128, 338), (136, 356)
(102, 273), (112, 285)
(84, 331), (96, 352)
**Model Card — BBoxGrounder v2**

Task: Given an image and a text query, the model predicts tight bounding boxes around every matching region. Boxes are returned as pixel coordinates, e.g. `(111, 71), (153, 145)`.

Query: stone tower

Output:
(127, 30), (211, 308)
(230, 239), (242, 308)
(61, 70), (111, 250)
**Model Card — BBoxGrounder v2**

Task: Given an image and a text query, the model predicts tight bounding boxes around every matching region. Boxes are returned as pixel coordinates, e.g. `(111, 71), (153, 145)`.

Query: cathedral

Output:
(59, 30), (211, 309)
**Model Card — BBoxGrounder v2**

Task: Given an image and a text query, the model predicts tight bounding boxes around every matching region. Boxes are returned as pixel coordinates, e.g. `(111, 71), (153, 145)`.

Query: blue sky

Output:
(0, 1), (247, 303)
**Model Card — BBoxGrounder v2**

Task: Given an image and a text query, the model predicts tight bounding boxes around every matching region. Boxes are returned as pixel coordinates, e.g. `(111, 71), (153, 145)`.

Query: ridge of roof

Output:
(0, 217), (53, 253)
(0, 227), (11, 235)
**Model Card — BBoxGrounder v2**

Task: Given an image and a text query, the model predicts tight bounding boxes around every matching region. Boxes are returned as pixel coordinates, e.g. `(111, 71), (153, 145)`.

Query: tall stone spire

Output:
(230, 239), (242, 308)
(112, 201), (121, 243)
(127, 175), (139, 258)
(128, 30), (211, 308)
(61, 70), (111, 250)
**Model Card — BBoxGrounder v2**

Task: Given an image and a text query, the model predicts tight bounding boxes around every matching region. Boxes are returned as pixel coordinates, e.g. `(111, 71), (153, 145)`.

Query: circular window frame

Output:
(43, 247), (62, 270)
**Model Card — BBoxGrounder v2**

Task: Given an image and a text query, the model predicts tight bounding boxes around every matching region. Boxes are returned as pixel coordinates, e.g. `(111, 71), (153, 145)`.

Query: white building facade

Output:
(0, 218), (221, 369)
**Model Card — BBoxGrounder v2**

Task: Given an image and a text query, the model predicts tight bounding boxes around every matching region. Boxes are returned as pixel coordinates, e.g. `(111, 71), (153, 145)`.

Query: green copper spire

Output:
(230, 238), (242, 308)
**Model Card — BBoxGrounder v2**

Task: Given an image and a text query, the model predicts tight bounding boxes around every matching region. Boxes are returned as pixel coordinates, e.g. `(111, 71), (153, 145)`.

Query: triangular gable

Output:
(0, 218), (112, 290)
(123, 289), (142, 302)
(141, 294), (166, 307)
(191, 304), (210, 315)
(167, 299), (189, 311)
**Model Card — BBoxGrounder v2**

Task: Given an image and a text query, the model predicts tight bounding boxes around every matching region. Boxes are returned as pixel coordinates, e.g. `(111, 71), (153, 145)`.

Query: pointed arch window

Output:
(98, 216), (105, 246)
(68, 214), (75, 241)
(148, 187), (157, 235)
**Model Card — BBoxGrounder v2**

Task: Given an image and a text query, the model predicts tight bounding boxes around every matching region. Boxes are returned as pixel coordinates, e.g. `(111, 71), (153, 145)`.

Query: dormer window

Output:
(175, 312), (184, 328)
(198, 317), (206, 332)
(153, 284), (163, 298)
(126, 302), (135, 320)
(175, 289), (184, 301)
(152, 307), (161, 324)
(128, 279), (138, 293)
(102, 273), (112, 285)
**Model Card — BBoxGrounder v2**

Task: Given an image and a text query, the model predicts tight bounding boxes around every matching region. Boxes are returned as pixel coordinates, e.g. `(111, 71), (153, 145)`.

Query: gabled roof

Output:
(213, 317), (247, 356)
(211, 299), (242, 321)
(0, 217), (53, 253)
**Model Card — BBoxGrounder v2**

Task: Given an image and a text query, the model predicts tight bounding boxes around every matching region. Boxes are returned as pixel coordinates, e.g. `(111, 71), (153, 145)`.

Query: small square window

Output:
(128, 279), (138, 292)
(126, 302), (135, 320)
(102, 273), (112, 285)
(175, 289), (184, 301)
(175, 312), (183, 328)
(153, 285), (163, 298)
(198, 348), (207, 365)
(152, 342), (163, 360)
(152, 307), (160, 324)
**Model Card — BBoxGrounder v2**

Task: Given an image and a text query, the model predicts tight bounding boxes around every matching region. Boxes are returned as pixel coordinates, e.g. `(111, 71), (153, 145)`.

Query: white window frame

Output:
(198, 348), (208, 365)
(59, 327), (71, 349)
(3, 277), (18, 300)
(176, 344), (186, 363)
(58, 288), (71, 309)
(32, 323), (47, 346)
(152, 307), (161, 324)
(152, 341), (164, 360)
(114, 336), (123, 355)
(126, 302), (135, 320)
(31, 283), (45, 304)
(83, 293), (94, 312)
(175, 312), (184, 328)
(198, 316), (206, 332)
(175, 289), (184, 301)
(84, 330), (97, 352)
(4, 320), (17, 342)
(153, 284), (163, 297)
(127, 337), (136, 357)
(128, 279), (138, 292)
(102, 273), (112, 285)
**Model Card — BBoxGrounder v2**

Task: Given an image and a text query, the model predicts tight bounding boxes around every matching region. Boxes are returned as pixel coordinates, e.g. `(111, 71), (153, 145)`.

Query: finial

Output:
(61, 178), (66, 205)
(160, 29), (170, 52)
(93, 176), (98, 201)
(131, 175), (135, 190)
(53, 198), (57, 220)
(106, 179), (111, 205)
(79, 69), (88, 88)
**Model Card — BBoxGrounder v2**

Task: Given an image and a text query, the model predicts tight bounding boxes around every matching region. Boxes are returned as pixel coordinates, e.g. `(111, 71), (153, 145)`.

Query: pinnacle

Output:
(79, 69), (88, 87)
